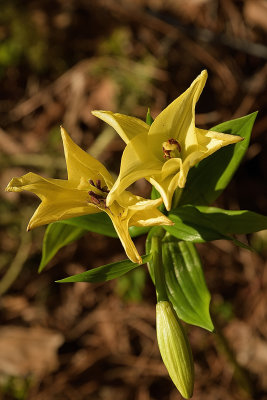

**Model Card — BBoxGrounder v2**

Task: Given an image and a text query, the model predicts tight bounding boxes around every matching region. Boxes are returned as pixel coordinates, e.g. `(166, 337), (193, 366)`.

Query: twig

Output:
(0, 213), (32, 296)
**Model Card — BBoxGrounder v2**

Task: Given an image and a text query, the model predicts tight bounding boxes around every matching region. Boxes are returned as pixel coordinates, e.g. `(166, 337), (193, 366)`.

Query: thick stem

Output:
(172, 187), (183, 209)
(151, 230), (168, 302)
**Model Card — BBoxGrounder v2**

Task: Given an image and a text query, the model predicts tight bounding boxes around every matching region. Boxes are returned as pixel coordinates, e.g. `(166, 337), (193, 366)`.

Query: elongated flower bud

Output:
(156, 301), (194, 399)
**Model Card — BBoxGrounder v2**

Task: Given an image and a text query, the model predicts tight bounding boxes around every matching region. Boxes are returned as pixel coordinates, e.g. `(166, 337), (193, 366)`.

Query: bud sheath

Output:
(156, 301), (194, 398)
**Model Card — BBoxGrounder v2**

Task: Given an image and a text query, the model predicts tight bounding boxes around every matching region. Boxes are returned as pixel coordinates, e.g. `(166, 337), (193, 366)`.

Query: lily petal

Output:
(129, 204), (173, 227)
(195, 128), (243, 153)
(6, 172), (98, 230)
(149, 172), (181, 212)
(61, 127), (114, 188)
(148, 70), (208, 159)
(107, 132), (162, 206)
(6, 127), (172, 264)
(91, 110), (149, 144)
(107, 212), (142, 264)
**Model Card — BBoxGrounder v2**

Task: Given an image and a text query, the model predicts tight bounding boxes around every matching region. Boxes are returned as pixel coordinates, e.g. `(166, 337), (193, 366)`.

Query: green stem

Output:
(151, 230), (168, 302)
(172, 187), (183, 209)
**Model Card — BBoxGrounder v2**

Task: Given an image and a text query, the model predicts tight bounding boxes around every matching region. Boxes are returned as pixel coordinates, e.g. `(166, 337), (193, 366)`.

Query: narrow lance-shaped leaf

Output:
(162, 235), (214, 332)
(56, 254), (151, 283)
(60, 213), (150, 238)
(146, 108), (154, 126)
(59, 212), (117, 237)
(195, 206), (267, 234)
(180, 112), (257, 206)
(40, 214), (151, 271)
(146, 229), (214, 331)
(164, 205), (253, 250)
(39, 223), (86, 272)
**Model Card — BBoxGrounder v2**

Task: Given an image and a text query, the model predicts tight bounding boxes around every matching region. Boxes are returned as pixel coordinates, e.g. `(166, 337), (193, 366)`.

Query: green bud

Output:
(156, 301), (194, 399)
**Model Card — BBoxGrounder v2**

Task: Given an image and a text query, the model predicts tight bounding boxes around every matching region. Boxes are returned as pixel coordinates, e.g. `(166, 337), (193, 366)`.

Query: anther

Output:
(88, 191), (107, 207)
(162, 138), (181, 159)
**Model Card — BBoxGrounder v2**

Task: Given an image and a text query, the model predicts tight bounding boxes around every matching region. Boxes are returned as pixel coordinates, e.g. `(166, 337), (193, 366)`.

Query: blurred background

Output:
(0, 0), (267, 399)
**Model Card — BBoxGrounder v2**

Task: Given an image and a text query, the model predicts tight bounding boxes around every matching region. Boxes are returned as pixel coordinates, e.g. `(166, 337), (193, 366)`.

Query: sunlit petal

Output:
(6, 128), (172, 264)
(107, 212), (142, 264)
(61, 127), (114, 188)
(195, 128), (243, 153)
(106, 132), (162, 206)
(91, 110), (149, 144)
(148, 70), (208, 159)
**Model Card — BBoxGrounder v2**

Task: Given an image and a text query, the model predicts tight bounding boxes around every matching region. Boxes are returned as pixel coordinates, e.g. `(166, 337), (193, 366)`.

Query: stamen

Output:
(88, 179), (110, 194)
(168, 139), (181, 152)
(101, 186), (109, 193)
(88, 179), (110, 208)
(88, 190), (107, 207)
(162, 138), (181, 159)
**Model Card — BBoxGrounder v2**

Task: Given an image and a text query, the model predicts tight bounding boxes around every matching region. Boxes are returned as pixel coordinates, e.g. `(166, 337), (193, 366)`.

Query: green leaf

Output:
(146, 108), (154, 125)
(165, 205), (264, 250)
(129, 226), (151, 237)
(39, 223), (85, 272)
(196, 206), (267, 234)
(162, 236), (214, 331)
(59, 213), (149, 238)
(166, 206), (225, 242)
(59, 212), (118, 237)
(56, 254), (151, 283)
(180, 112), (258, 206)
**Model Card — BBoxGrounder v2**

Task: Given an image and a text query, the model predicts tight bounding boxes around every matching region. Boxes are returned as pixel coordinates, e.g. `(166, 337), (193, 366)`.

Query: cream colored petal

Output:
(91, 110), (149, 144)
(27, 199), (99, 230)
(106, 132), (162, 206)
(141, 158), (183, 210)
(60, 127), (114, 188)
(117, 191), (163, 211)
(5, 172), (99, 230)
(106, 212), (142, 264)
(6, 172), (76, 196)
(148, 70), (208, 159)
(195, 128), (243, 152)
(129, 205), (173, 227)
(176, 128), (243, 188)
(161, 158), (182, 180)
(149, 172), (180, 211)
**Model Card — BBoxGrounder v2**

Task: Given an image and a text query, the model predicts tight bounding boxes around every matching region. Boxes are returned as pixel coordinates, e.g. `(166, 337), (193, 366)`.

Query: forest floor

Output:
(0, 1), (266, 399)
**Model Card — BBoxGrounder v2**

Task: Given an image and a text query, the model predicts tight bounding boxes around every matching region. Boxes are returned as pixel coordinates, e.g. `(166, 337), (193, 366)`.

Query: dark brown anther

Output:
(89, 190), (101, 205)
(163, 147), (171, 159)
(88, 190), (108, 208)
(162, 138), (181, 159)
(101, 186), (109, 193)
(168, 139), (181, 152)
(89, 179), (95, 187)
(96, 179), (102, 189)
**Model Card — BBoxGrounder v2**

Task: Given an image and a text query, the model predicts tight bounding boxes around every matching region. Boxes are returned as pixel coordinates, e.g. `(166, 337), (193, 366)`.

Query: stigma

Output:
(162, 139), (181, 159)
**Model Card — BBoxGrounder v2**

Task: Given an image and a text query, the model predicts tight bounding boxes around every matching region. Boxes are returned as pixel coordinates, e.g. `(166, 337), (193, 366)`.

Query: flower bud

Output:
(156, 301), (194, 398)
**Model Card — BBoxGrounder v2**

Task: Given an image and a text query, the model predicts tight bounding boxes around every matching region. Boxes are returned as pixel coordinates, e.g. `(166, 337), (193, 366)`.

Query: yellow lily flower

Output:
(92, 70), (243, 211)
(6, 127), (173, 264)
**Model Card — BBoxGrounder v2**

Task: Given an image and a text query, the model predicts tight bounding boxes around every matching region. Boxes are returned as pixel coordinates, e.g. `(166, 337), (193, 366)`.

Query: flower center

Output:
(88, 179), (109, 208)
(162, 139), (181, 159)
